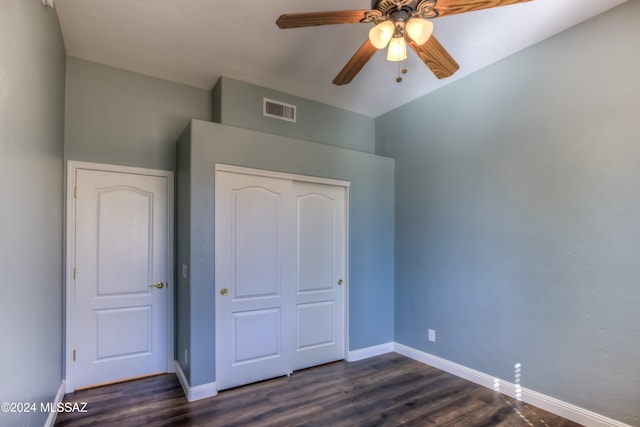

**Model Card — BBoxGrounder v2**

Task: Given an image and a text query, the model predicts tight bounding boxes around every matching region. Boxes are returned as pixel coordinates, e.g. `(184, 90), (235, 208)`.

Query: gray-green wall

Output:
(64, 57), (212, 374)
(213, 77), (376, 154)
(64, 57), (212, 171)
(175, 126), (192, 380)
(0, 1), (66, 426)
(177, 120), (394, 387)
(375, 2), (639, 425)
(1, 1), (634, 423)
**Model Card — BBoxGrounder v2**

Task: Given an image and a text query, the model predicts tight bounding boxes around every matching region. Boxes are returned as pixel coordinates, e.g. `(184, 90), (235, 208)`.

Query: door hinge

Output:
(74, 187), (78, 199)
(73, 349), (76, 361)
(73, 268), (77, 280)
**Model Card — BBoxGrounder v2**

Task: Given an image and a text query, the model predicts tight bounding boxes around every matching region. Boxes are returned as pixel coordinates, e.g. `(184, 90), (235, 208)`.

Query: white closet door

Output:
(215, 171), (295, 390)
(293, 182), (346, 370)
(215, 168), (347, 391)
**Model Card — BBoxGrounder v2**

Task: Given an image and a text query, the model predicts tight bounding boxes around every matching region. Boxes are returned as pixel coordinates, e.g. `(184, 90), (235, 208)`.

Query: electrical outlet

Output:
(428, 329), (436, 342)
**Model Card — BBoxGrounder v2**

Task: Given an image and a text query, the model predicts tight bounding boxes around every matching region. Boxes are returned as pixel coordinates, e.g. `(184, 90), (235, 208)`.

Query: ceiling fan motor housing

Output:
(372, 0), (439, 17)
(390, 9), (411, 23)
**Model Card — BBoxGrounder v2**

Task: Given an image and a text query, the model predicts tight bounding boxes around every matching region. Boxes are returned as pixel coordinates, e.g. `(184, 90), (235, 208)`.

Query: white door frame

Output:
(65, 161), (175, 393)
(214, 163), (351, 384)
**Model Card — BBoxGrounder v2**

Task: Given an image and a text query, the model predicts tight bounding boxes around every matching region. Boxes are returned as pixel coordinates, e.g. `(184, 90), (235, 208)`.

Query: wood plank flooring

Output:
(56, 353), (583, 426)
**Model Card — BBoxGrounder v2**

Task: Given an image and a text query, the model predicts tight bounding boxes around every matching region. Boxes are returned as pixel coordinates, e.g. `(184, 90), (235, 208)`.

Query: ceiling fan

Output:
(276, 0), (532, 85)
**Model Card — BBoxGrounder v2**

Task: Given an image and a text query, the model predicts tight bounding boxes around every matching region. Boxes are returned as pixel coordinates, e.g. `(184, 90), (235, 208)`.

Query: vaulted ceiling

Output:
(55, 0), (627, 117)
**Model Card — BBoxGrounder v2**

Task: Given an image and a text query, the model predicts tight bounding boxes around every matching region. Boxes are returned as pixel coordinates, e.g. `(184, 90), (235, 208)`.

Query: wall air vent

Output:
(263, 98), (296, 123)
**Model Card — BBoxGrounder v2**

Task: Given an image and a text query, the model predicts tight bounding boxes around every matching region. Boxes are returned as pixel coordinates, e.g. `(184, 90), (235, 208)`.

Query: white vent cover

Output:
(263, 98), (296, 123)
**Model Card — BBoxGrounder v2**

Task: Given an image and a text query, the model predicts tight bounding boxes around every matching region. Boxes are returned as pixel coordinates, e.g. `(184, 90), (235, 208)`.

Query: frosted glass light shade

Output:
(387, 37), (407, 61)
(406, 18), (433, 45)
(369, 20), (395, 49)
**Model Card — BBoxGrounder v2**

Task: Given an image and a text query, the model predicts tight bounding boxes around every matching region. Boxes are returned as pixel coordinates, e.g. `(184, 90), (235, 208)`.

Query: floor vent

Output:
(263, 98), (296, 123)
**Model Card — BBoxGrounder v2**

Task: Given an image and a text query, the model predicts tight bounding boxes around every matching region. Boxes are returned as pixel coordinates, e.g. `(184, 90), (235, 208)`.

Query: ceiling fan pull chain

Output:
(396, 59), (408, 83)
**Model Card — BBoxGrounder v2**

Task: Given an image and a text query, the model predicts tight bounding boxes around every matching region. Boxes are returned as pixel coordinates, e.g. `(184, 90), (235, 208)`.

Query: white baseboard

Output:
(174, 361), (218, 402)
(346, 342), (394, 362)
(43, 380), (66, 427)
(393, 343), (631, 427)
(168, 345), (629, 426)
(393, 343), (498, 389)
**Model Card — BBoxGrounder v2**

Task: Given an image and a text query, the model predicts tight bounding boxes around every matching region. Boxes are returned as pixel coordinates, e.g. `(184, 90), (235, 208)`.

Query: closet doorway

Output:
(215, 165), (349, 390)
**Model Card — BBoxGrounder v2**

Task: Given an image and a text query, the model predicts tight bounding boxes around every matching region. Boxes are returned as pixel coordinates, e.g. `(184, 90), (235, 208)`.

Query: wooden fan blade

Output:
(433, 0), (532, 18)
(276, 10), (374, 29)
(408, 36), (460, 79)
(333, 39), (378, 85)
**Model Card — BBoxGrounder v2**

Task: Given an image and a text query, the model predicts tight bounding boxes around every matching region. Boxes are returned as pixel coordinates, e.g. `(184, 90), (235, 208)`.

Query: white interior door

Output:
(72, 167), (170, 389)
(215, 171), (295, 390)
(215, 167), (347, 391)
(293, 182), (346, 370)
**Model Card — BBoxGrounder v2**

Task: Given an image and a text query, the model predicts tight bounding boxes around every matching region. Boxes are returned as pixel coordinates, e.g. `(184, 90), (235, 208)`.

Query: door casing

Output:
(65, 161), (175, 392)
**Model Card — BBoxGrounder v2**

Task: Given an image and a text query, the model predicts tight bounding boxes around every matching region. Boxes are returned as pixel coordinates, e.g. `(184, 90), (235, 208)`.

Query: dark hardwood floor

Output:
(56, 353), (582, 426)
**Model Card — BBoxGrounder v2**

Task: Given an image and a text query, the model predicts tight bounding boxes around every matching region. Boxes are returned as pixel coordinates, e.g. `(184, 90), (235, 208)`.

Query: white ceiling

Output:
(55, 0), (627, 117)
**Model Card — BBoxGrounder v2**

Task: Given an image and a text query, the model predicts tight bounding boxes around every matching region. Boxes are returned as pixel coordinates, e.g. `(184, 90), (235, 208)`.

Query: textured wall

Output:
(0, 1), (66, 426)
(178, 120), (394, 387)
(213, 77), (376, 154)
(376, 2), (640, 425)
(65, 57), (211, 171)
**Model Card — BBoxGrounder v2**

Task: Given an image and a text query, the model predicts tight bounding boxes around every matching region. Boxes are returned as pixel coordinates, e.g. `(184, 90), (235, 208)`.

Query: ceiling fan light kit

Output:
(369, 15), (432, 62)
(276, 0), (532, 85)
(387, 37), (408, 61)
(406, 17), (433, 45)
(369, 20), (395, 49)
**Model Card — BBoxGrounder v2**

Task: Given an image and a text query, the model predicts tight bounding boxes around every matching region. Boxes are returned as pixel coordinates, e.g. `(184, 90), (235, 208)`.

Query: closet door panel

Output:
(293, 182), (346, 370)
(215, 171), (294, 390)
(216, 168), (347, 389)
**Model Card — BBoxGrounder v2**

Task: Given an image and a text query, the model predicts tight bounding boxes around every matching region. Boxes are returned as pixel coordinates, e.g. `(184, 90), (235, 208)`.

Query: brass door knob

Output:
(338, 279), (343, 285)
(220, 288), (228, 296)
(149, 282), (164, 289)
